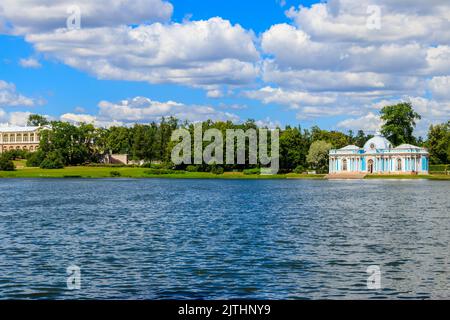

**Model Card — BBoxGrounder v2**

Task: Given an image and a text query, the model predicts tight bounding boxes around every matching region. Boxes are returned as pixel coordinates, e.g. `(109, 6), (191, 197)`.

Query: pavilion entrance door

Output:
(368, 159), (374, 173)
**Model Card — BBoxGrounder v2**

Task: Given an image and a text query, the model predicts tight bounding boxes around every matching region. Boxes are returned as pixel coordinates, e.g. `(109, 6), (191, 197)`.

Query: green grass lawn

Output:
(0, 166), (325, 179)
(1, 166), (448, 180)
(12, 159), (27, 168)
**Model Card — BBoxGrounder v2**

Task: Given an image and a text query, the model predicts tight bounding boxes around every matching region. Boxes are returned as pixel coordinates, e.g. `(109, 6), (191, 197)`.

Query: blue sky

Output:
(0, 0), (449, 135)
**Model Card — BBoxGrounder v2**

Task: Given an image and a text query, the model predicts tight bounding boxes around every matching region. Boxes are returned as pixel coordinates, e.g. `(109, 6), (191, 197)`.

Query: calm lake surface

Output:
(0, 179), (449, 299)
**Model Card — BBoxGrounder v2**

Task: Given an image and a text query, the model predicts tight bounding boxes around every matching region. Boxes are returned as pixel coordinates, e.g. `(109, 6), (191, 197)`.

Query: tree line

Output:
(0, 103), (448, 172)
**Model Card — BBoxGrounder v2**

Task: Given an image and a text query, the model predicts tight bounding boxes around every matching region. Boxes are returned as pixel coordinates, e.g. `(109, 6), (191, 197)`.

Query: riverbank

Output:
(1, 166), (449, 180)
(365, 174), (450, 180)
(0, 166), (325, 179)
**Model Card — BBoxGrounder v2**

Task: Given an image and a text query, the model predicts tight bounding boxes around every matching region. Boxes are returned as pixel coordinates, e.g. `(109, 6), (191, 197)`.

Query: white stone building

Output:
(329, 133), (429, 175)
(0, 126), (42, 153)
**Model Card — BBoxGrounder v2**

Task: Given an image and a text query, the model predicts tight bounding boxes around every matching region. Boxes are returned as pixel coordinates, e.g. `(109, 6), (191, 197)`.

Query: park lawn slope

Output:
(0, 166), (325, 179)
(0, 167), (447, 180)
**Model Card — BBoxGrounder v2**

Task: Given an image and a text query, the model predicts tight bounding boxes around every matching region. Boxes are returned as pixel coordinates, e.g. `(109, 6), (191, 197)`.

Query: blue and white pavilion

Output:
(329, 133), (429, 175)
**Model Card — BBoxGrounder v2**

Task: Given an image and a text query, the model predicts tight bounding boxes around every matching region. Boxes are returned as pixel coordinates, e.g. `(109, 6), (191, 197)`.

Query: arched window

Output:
(342, 159), (348, 171)
(397, 158), (402, 171)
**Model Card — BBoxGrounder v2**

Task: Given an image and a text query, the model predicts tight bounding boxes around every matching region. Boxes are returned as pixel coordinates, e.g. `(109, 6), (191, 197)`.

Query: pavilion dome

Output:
(364, 132), (393, 151)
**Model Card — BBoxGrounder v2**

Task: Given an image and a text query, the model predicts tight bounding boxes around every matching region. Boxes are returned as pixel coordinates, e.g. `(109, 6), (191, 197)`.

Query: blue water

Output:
(0, 179), (449, 299)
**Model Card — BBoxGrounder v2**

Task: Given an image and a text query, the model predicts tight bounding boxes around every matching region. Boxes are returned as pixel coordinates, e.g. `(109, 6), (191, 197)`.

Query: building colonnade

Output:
(329, 155), (428, 174)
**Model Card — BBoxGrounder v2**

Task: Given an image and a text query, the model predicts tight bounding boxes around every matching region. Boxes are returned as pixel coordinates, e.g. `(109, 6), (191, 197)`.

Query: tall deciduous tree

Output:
(426, 121), (450, 164)
(280, 126), (308, 170)
(307, 140), (333, 173)
(380, 102), (421, 146)
(27, 114), (49, 126)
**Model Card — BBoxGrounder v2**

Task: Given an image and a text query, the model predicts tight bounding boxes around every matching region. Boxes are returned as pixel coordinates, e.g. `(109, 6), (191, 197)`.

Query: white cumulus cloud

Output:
(25, 18), (260, 88)
(60, 96), (240, 127)
(0, 0), (173, 34)
(0, 80), (36, 107)
(19, 57), (41, 68)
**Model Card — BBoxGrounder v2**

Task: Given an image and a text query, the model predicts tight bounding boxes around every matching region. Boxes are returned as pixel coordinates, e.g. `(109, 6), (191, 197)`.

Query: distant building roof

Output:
(394, 144), (420, 149)
(339, 145), (360, 150)
(0, 126), (41, 133)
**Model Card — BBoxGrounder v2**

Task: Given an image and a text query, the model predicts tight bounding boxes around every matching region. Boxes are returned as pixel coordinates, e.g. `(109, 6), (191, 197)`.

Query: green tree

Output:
(27, 114), (49, 126)
(131, 124), (158, 161)
(26, 150), (46, 167)
(40, 151), (65, 169)
(354, 130), (370, 147)
(311, 126), (349, 148)
(0, 155), (15, 171)
(306, 140), (333, 173)
(106, 126), (131, 154)
(39, 121), (100, 165)
(279, 126), (309, 170)
(426, 121), (450, 164)
(380, 102), (421, 146)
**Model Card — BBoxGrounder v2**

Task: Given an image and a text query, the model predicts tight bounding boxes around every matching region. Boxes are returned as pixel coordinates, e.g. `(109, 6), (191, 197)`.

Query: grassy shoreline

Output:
(0, 166), (325, 179)
(0, 165), (449, 180)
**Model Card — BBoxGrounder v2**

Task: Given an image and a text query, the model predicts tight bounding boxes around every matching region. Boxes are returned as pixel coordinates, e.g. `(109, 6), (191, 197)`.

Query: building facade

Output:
(329, 133), (429, 175)
(0, 126), (42, 153)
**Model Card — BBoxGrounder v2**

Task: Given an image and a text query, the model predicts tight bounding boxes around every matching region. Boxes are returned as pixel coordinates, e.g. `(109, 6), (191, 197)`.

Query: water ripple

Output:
(0, 179), (449, 299)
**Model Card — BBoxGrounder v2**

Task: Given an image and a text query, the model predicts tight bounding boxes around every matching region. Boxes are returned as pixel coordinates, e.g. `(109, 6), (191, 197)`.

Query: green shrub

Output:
(141, 162), (172, 169)
(293, 165), (308, 174)
(110, 171), (122, 177)
(0, 156), (15, 171)
(40, 152), (64, 169)
(186, 165), (200, 172)
(210, 165), (224, 175)
(141, 162), (155, 168)
(243, 168), (260, 175)
(1, 149), (31, 161)
(86, 163), (126, 168)
(429, 164), (448, 172)
(26, 150), (46, 167)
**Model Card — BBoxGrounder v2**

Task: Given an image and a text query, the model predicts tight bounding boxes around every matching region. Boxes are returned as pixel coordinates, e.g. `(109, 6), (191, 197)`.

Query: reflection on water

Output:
(0, 179), (448, 299)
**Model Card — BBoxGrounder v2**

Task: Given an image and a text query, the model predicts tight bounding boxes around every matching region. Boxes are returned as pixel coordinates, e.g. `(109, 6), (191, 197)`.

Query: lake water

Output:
(0, 179), (449, 299)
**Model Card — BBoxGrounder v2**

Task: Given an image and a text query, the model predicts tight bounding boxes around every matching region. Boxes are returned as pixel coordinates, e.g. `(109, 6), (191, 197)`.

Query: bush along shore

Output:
(0, 166), (325, 179)
(1, 162), (449, 180)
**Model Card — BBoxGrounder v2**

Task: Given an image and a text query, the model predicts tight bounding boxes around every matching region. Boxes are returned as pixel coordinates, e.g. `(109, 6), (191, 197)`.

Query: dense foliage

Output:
(380, 102), (421, 146)
(0, 155), (15, 171)
(426, 121), (450, 164)
(307, 140), (334, 173)
(19, 106), (449, 172)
